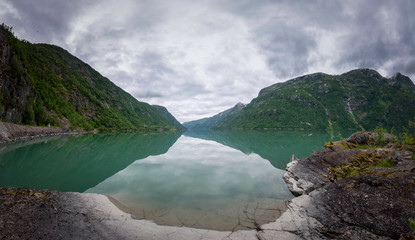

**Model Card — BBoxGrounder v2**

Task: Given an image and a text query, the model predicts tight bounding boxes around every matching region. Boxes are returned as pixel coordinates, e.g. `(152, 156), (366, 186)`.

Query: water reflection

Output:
(87, 136), (293, 230)
(0, 132), (182, 192)
(184, 129), (336, 169)
(0, 129), (336, 230)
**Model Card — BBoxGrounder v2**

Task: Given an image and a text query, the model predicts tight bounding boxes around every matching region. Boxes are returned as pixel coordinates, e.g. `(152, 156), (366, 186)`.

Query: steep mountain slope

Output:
(152, 105), (183, 129)
(183, 103), (244, 129)
(0, 24), (183, 131)
(191, 69), (415, 133)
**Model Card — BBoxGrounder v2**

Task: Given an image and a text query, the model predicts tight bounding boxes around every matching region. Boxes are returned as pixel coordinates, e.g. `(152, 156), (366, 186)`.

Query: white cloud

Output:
(60, 0), (278, 122)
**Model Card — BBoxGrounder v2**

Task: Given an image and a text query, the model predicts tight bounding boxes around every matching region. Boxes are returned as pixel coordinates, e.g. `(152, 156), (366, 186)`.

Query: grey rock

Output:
(282, 135), (415, 239)
(347, 131), (397, 145)
(282, 154), (320, 196)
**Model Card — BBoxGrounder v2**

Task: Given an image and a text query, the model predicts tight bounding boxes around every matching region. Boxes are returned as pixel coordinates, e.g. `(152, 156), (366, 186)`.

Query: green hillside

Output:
(183, 102), (244, 129)
(151, 105), (183, 129)
(0, 24), (183, 131)
(187, 69), (415, 134)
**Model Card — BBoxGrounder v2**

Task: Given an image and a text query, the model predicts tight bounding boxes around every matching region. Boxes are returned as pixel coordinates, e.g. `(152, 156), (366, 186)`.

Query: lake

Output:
(0, 130), (335, 230)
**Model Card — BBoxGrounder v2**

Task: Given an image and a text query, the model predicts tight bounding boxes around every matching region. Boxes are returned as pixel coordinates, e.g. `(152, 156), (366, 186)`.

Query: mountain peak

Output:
(235, 102), (245, 108)
(389, 72), (414, 86)
(342, 68), (383, 80)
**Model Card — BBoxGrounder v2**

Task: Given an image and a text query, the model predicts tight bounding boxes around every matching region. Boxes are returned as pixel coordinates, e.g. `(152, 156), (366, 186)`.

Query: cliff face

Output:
(0, 26), (36, 124)
(0, 25), (183, 131)
(190, 69), (415, 133)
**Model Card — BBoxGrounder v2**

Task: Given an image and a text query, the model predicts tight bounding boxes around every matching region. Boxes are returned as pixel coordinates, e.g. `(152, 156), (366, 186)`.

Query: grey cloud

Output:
(4, 0), (94, 42)
(220, 0), (346, 79)
(1, 0), (414, 122)
(104, 70), (136, 89)
(133, 90), (163, 99)
(404, 59), (415, 74)
(255, 22), (316, 78)
(336, 0), (415, 77)
(139, 51), (175, 78)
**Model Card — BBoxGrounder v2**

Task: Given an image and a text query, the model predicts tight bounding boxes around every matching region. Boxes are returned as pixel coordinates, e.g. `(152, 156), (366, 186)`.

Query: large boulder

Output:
(346, 131), (396, 145)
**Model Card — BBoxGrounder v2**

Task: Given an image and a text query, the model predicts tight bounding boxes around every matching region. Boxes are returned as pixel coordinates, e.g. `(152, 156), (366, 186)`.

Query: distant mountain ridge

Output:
(0, 24), (183, 131)
(183, 102), (245, 129)
(184, 69), (415, 133)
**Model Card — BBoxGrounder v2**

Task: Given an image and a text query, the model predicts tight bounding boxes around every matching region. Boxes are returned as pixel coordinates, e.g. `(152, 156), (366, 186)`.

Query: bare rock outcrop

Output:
(280, 134), (415, 239)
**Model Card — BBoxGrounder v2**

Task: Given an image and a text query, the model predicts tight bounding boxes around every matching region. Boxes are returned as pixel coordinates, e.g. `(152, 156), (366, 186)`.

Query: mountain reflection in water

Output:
(0, 132), (181, 192)
(0, 129), (335, 230)
(87, 133), (317, 230)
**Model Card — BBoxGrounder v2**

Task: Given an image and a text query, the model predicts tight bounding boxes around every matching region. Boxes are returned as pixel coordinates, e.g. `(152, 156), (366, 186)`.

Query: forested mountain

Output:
(0, 24), (182, 131)
(183, 103), (245, 129)
(185, 69), (415, 134)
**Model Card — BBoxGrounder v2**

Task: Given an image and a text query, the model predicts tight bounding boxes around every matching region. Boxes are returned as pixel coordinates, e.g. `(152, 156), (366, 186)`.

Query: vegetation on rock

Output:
(325, 126), (415, 180)
(283, 130), (415, 239)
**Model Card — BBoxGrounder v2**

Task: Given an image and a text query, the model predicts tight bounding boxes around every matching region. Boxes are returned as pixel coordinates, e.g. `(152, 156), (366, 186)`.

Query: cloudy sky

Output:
(1, 0), (414, 122)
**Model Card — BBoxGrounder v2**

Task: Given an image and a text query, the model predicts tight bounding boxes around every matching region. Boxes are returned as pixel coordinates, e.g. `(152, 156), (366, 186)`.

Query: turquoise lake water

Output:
(0, 130), (336, 230)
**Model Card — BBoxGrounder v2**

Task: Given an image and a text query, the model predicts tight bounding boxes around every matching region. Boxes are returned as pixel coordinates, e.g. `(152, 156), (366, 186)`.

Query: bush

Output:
(409, 218), (415, 230)
(22, 104), (34, 124)
(373, 126), (387, 145)
(34, 101), (47, 125)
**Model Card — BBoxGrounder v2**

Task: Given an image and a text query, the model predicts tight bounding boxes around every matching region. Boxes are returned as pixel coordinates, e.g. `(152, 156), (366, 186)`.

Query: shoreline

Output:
(0, 187), (301, 240)
(0, 121), (88, 144)
(0, 121), (182, 145)
(1, 131), (414, 239)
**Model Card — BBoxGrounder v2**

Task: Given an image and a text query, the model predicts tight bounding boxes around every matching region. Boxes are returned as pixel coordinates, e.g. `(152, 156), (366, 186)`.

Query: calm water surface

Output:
(0, 130), (334, 230)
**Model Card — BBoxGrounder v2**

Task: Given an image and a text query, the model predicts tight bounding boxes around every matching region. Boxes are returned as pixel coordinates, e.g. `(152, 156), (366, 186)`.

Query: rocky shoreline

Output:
(1, 131), (414, 239)
(281, 132), (415, 239)
(0, 121), (87, 144)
